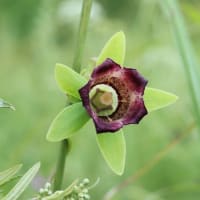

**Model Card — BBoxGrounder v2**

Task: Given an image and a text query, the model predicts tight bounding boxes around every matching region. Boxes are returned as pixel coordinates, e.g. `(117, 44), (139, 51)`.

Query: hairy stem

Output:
(53, 0), (93, 191)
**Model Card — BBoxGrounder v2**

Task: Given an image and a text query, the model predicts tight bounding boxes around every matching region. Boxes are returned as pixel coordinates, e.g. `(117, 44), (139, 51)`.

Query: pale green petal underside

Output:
(55, 63), (87, 100)
(47, 103), (90, 142)
(144, 87), (178, 112)
(96, 129), (126, 175)
(97, 31), (126, 66)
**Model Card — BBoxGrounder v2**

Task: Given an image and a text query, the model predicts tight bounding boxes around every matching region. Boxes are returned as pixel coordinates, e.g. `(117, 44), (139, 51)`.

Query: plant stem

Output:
(161, 0), (200, 133)
(53, 0), (93, 191)
(53, 139), (70, 191)
(73, 0), (93, 72)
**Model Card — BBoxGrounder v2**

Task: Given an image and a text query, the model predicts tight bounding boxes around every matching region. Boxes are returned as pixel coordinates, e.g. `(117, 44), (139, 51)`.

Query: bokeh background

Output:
(1, 0), (200, 199)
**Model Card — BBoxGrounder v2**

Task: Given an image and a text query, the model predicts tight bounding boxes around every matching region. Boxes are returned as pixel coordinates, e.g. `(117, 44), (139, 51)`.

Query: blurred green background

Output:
(1, 0), (200, 199)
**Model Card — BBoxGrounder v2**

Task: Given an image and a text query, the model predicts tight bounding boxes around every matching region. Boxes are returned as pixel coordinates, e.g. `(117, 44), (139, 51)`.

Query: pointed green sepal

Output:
(55, 63), (87, 100)
(97, 31), (126, 66)
(96, 129), (126, 175)
(144, 87), (178, 112)
(47, 103), (90, 142)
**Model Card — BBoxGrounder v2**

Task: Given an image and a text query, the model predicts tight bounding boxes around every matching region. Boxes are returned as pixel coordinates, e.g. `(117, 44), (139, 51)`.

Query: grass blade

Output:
(0, 164), (22, 186)
(161, 0), (200, 131)
(2, 162), (40, 200)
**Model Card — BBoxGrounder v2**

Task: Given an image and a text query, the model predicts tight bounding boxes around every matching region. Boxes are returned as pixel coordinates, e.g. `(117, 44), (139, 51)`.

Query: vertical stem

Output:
(53, 0), (93, 191)
(161, 0), (200, 132)
(53, 139), (70, 191)
(73, 0), (93, 72)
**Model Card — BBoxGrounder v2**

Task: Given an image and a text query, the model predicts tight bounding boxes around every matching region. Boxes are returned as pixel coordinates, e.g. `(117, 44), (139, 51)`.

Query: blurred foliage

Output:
(1, 0), (200, 199)
(0, 0), (42, 38)
(96, 0), (138, 21)
(0, 163), (40, 199)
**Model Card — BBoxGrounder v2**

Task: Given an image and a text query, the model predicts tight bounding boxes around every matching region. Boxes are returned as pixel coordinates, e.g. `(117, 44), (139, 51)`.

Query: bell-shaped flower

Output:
(79, 58), (148, 133)
(47, 32), (178, 175)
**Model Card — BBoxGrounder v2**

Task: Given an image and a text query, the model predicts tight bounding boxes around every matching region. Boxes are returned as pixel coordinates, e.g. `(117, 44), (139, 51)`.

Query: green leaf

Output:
(97, 31), (126, 66)
(55, 63), (87, 100)
(144, 87), (178, 112)
(0, 98), (15, 110)
(96, 129), (126, 175)
(0, 176), (21, 197)
(47, 103), (90, 142)
(2, 162), (40, 200)
(0, 164), (22, 186)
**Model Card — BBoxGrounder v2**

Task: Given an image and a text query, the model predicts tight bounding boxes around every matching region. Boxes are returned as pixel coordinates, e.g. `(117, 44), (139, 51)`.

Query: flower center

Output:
(89, 84), (118, 116)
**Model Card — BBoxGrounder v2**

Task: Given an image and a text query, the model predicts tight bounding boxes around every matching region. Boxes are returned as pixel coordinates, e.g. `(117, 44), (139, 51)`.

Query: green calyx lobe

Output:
(89, 84), (118, 116)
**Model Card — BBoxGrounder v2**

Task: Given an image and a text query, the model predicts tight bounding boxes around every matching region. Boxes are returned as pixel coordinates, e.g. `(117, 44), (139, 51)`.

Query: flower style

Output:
(79, 58), (148, 133)
(47, 32), (178, 175)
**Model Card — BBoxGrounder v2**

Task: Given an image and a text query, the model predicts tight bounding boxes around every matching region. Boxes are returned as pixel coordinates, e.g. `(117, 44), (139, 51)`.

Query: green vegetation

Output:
(0, 0), (200, 199)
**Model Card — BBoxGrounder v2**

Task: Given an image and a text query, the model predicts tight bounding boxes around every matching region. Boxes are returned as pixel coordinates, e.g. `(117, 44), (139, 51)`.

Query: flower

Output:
(47, 31), (178, 175)
(79, 58), (148, 133)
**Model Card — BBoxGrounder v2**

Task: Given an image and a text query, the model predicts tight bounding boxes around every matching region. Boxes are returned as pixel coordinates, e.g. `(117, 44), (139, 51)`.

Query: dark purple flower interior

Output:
(79, 58), (148, 133)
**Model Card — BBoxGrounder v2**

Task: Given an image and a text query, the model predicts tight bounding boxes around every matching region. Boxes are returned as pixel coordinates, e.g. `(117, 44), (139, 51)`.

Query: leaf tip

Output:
(144, 87), (179, 112)
(115, 30), (125, 37)
(173, 94), (179, 101)
(46, 127), (59, 143)
(34, 162), (41, 169)
(46, 119), (59, 142)
(10, 105), (16, 111)
(113, 31), (126, 48)
(110, 163), (125, 176)
(55, 63), (64, 76)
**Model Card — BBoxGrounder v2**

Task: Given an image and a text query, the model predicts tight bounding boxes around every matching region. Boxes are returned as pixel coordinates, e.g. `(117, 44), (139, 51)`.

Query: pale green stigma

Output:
(89, 84), (118, 116)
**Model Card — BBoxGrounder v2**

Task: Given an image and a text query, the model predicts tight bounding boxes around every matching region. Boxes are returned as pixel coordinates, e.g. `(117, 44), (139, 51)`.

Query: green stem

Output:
(53, 139), (70, 191)
(53, 0), (93, 191)
(161, 0), (200, 132)
(73, 0), (93, 72)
